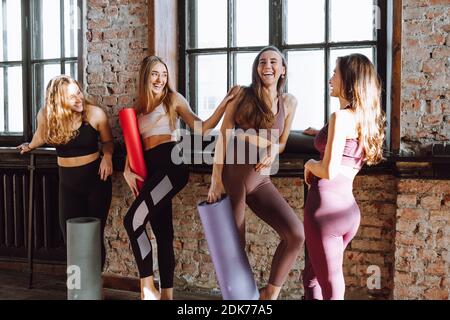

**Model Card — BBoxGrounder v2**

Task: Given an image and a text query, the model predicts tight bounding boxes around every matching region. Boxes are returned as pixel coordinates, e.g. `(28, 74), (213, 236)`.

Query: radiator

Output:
(0, 168), (65, 262)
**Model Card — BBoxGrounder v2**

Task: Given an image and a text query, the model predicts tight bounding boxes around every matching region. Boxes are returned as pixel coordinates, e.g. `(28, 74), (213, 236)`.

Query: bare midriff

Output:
(142, 135), (174, 151)
(57, 151), (100, 167)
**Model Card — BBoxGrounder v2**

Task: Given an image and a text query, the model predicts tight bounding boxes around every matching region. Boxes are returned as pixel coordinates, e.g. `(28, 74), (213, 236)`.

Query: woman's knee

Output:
(151, 222), (174, 244)
(168, 164), (189, 192)
(287, 222), (305, 248)
(156, 238), (174, 255)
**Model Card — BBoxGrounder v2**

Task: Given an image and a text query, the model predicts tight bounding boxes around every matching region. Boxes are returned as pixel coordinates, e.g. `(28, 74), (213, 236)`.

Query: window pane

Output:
(287, 50), (325, 131)
(0, 7), (2, 61)
(235, 52), (257, 86)
(286, 0), (325, 44)
(0, 69), (4, 131)
(195, 0), (227, 48)
(32, 0), (61, 59)
(330, 0), (375, 42)
(196, 54), (227, 130)
(8, 66), (23, 132)
(64, 0), (78, 57)
(65, 62), (78, 81)
(236, 0), (268, 47)
(0, 66), (23, 133)
(33, 63), (61, 121)
(329, 47), (374, 115)
(0, 0), (22, 61)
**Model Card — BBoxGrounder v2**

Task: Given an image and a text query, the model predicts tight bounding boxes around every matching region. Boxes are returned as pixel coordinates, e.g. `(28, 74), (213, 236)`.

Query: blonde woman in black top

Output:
(18, 75), (114, 268)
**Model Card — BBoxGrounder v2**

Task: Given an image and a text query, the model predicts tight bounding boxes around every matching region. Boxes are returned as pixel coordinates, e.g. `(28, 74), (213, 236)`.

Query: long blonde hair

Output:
(337, 54), (386, 165)
(44, 75), (92, 145)
(136, 56), (177, 129)
(235, 46), (287, 129)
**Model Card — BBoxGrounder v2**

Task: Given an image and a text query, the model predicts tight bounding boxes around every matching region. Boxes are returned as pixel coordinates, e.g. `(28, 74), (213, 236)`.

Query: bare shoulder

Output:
(229, 85), (246, 107)
(37, 107), (46, 120)
(234, 85), (246, 97)
(281, 93), (298, 116)
(85, 105), (108, 127)
(171, 91), (187, 104)
(331, 109), (357, 136)
(36, 107), (47, 127)
(87, 104), (107, 117)
(170, 91), (189, 111)
(282, 93), (297, 107)
(332, 108), (355, 123)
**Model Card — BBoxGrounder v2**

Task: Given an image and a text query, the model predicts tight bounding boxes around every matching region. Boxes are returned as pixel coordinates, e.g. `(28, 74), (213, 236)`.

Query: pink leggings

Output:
(303, 174), (360, 300)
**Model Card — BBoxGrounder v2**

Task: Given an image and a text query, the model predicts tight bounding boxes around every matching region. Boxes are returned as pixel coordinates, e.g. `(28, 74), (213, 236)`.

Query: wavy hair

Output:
(337, 54), (386, 165)
(44, 75), (92, 145)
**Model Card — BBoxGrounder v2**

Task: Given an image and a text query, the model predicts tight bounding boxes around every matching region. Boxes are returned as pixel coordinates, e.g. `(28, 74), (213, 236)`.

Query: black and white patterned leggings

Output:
(123, 142), (189, 289)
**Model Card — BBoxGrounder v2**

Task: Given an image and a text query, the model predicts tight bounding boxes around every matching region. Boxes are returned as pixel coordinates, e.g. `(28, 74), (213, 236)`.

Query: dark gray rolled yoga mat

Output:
(197, 196), (259, 300)
(66, 217), (102, 300)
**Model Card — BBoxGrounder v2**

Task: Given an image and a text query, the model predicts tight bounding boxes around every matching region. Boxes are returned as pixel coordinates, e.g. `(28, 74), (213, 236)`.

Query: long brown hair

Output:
(136, 56), (177, 129)
(235, 46), (287, 129)
(337, 54), (386, 165)
(44, 75), (92, 145)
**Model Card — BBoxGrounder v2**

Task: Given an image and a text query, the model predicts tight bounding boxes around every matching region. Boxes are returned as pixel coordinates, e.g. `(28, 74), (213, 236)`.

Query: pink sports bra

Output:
(314, 123), (364, 170)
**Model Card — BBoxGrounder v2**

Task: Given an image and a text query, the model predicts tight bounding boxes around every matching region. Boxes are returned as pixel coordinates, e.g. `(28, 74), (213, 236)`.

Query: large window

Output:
(0, 0), (81, 145)
(181, 0), (387, 131)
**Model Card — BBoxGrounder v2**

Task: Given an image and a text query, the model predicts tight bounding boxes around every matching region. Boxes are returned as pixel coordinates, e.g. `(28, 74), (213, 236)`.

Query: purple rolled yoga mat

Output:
(197, 196), (259, 300)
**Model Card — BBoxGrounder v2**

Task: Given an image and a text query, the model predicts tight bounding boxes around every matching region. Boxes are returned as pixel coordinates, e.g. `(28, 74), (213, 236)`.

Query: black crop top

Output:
(55, 122), (100, 158)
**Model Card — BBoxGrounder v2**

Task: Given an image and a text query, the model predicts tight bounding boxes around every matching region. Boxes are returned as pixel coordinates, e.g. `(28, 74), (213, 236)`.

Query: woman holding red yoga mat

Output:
(122, 55), (238, 300)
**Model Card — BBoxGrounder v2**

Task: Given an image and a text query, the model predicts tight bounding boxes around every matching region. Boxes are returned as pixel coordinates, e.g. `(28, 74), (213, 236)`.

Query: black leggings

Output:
(58, 158), (112, 269)
(123, 142), (189, 289)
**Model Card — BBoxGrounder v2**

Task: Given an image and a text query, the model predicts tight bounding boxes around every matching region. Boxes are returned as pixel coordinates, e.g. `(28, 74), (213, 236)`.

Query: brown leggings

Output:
(222, 162), (305, 287)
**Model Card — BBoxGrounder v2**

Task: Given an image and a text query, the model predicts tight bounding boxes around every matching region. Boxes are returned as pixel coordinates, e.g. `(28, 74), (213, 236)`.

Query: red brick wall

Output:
(85, 0), (148, 141)
(401, 0), (450, 155)
(345, 175), (397, 299)
(394, 179), (450, 300)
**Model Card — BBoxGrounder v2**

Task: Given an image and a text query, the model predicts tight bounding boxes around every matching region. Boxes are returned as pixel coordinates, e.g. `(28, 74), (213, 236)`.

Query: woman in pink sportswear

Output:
(302, 54), (386, 300)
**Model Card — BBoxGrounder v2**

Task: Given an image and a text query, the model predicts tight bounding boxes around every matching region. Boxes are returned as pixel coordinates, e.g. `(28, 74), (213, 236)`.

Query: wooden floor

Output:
(0, 269), (218, 300)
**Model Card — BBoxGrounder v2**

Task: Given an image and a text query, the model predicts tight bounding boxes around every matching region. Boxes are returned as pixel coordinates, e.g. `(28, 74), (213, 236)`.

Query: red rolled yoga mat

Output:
(119, 108), (147, 190)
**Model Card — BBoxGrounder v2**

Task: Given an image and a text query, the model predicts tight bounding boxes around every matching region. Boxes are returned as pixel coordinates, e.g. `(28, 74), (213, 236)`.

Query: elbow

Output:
(102, 141), (114, 151)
